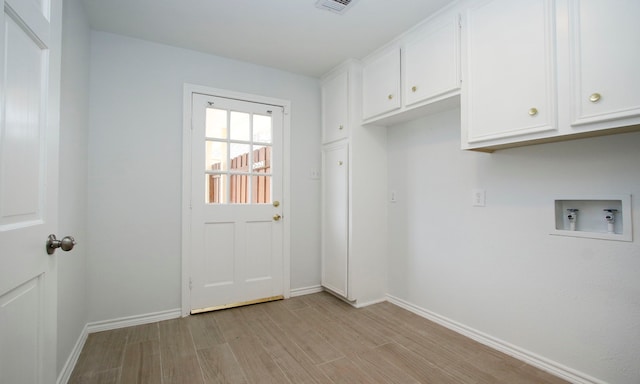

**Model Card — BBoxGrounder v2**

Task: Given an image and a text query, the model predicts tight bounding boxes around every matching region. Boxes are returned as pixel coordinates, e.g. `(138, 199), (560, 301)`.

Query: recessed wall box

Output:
(551, 195), (632, 241)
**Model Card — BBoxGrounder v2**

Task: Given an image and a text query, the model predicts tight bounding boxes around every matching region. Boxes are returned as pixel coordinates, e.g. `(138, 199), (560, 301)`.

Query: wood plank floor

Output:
(69, 292), (569, 384)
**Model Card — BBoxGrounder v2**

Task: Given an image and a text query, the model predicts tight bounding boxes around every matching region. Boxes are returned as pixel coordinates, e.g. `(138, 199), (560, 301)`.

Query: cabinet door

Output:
(464, 0), (557, 145)
(322, 71), (349, 143)
(362, 48), (401, 120)
(404, 15), (460, 107)
(569, 0), (640, 125)
(321, 142), (349, 298)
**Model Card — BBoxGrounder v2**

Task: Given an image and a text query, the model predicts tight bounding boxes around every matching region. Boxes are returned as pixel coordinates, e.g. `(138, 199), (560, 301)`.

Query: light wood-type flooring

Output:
(69, 292), (569, 384)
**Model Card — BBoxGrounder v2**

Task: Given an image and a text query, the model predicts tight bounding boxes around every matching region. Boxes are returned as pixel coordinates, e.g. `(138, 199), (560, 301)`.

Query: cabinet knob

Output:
(388, 94), (393, 100)
(589, 93), (601, 103)
(339, 125), (344, 130)
(411, 86), (417, 92)
(528, 107), (538, 116)
(338, 161), (343, 166)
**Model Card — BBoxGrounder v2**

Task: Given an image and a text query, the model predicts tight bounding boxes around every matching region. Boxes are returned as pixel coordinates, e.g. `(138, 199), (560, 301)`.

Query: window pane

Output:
(206, 141), (228, 171)
(229, 144), (251, 173)
(252, 145), (271, 174)
(206, 108), (227, 139)
(206, 174), (227, 204)
(229, 173), (250, 204)
(253, 114), (272, 143)
(252, 175), (271, 204)
(230, 111), (250, 141)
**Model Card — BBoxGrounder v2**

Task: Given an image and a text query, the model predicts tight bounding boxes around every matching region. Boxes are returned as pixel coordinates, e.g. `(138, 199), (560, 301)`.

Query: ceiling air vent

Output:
(315, 0), (359, 14)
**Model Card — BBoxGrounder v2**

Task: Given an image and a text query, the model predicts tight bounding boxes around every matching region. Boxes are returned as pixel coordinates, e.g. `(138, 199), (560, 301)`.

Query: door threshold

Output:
(191, 295), (284, 314)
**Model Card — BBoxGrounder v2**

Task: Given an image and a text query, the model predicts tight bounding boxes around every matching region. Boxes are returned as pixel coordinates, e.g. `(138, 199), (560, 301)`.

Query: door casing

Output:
(181, 83), (291, 316)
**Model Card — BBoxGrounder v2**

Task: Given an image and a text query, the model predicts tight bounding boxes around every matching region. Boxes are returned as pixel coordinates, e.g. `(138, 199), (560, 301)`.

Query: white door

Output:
(321, 70), (349, 144)
(569, 0), (640, 125)
(362, 47), (401, 120)
(321, 141), (349, 298)
(463, 0), (557, 144)
(403, 14), (460, 107)
(0, 0), (61, 383)
(189, 93), (284, 313)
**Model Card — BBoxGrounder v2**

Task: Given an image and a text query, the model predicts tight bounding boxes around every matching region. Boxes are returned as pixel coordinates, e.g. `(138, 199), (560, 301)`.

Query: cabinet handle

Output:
(339, 125), (344, 130)
(528, 107), (538, 116)
(589, 93), (601, 103)
(411, 86), (417, 92)
(388, 94), (393, 100)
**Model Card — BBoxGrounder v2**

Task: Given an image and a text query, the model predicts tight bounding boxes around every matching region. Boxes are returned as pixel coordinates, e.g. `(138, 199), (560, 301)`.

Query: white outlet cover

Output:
(472, 189), (486, 207)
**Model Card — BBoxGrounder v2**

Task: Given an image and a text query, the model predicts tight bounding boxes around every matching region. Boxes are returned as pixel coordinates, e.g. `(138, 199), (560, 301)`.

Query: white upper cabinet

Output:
(569, 0), (640, 126)
(362, 47), (401, 120)
(362, 7), (461, 125)
(462, 0), (557, 147)
(322, 70), (349, 144)
(404, 14), (460, 107)
(462, 0), (640, 151)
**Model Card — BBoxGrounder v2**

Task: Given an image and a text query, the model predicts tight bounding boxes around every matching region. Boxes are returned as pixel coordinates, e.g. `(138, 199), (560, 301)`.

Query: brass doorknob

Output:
(273, 214), (281, 221)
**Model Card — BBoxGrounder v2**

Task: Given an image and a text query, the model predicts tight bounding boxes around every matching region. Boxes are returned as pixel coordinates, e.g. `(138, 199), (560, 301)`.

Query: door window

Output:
(204, 107), (273, 204)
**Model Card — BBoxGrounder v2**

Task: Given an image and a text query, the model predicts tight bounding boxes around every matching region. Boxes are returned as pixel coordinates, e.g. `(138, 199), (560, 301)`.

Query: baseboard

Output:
(57, 309), (181, 383)
(86, 308), (181, 333)
(386, 294), (606, 384)
(290, 285), (323, 297)
(57, 324), (88, 384)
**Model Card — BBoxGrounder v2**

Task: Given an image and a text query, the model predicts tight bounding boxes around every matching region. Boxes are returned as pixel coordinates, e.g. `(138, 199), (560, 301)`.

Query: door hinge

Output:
(189, 278), (193, 290)
(189, 199), (192, 210)
(458, 14), (462, 29)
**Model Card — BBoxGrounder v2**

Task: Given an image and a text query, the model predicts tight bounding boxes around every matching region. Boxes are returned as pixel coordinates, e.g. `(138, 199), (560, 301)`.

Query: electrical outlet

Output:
(309, 169), (320, 180)
(472, 189), (486, 207)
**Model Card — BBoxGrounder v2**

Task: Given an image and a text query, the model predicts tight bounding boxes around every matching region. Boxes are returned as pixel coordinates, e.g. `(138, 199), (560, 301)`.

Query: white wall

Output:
(58, 0), (90, 375)
(387, 107), (640, 384)
(87, 32), (321, 322)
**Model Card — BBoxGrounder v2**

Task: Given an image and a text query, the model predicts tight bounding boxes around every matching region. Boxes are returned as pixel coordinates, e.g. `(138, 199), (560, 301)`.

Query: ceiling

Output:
(80, 0), (454, 78)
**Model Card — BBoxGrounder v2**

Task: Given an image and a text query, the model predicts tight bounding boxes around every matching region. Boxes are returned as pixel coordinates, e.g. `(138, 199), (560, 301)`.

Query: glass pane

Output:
(229, 173), (250, 204)
(252, 175), (272, 204)
(229, 144), (251, 173)
(206, 174), (227, 204)
(206, 141), (228, 171)
(206, 108), (227, 139)
(230, 111), (250, 141)
(252, 145), (271, 174)
(253, 114), (272, 143)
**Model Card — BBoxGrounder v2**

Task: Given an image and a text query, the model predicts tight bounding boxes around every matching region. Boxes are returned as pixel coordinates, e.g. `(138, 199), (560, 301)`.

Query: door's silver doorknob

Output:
(46, 234), (76, 255)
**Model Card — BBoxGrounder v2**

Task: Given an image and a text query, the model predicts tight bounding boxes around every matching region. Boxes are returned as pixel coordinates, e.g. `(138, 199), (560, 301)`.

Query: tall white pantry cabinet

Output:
(320, 61), (387, 306)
